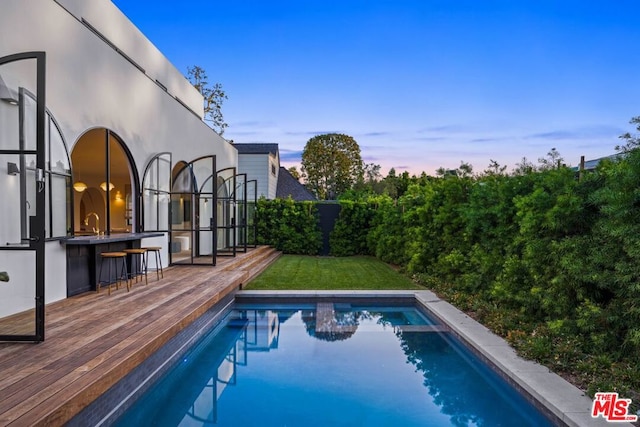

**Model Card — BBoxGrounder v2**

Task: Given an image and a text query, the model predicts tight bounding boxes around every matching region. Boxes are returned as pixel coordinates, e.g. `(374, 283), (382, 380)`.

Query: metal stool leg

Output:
(98, 252), (128, 295)
(119, 255), (130, 292)
(157, 249), (163, 279)
(123, 249), (148, 286)
(142, 247), (163, 280)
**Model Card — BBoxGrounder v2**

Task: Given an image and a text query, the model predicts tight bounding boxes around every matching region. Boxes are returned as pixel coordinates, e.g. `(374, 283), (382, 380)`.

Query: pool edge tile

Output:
(413, 290), (633, 427)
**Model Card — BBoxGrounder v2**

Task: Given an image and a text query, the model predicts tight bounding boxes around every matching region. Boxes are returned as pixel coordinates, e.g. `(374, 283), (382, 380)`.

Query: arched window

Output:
(71, 129), (138, 235)
(17, 88), (71, 240)
(45, 112), (71, 238)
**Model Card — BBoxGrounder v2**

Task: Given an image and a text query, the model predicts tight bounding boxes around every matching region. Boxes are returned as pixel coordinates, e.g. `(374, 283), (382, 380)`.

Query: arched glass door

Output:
(216, 169), (250, 256)
(142, 152), (171, 232)
(0, 52), (46, 342)
(216, 168), (237, 257)
(170, 156), (217, 266)
(235, 173), (248, 253)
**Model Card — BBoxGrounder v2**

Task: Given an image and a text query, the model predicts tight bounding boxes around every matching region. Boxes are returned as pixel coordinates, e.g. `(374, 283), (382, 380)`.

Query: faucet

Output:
(84, 212), (100, 235)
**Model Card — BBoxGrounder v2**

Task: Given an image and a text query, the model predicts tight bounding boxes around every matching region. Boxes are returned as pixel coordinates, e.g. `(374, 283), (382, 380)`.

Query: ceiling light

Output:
(73, 182), (87, 192)
(100, 181), (115, 191)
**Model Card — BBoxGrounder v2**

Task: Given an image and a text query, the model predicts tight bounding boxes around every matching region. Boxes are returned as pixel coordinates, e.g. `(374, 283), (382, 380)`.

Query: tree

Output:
(483, 159), (507, 176)
(187, 65), (228, 135)
(363, 163), (382, 184)
(537, 147), (564, 170)
(616, 116), (640, 153)
(352, 163), (383, 195)
(287, 166), (301, 180)
(301, 133), (364, 200)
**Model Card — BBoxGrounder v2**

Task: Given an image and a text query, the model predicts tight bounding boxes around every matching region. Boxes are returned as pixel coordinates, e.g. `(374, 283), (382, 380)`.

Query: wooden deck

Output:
(0, 246), (280, 427)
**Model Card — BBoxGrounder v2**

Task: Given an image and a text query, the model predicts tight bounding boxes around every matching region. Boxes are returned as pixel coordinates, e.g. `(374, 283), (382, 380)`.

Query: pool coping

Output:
(236, 290), (630, 427)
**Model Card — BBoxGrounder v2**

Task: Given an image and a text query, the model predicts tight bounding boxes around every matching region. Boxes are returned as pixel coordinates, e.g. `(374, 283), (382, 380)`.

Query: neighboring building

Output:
(572, 154), (620, 172)
(0, 0), (255, 341)
(234, 143), (280, 199)
(234, 143), (316, 201)
(276, 167), (317, 201)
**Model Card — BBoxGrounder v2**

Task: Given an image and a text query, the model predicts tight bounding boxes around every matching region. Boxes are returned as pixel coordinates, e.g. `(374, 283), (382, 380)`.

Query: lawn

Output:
(246, 255), (424, 290)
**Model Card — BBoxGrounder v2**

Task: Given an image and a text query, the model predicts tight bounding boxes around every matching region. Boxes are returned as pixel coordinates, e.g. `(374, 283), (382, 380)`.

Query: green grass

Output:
(246, 255), (424, 290)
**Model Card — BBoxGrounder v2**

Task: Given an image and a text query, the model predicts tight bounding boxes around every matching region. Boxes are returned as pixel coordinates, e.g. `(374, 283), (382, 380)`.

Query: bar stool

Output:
(142, 246), (163, 280)
(123, 248), (148, 286)
(98, 252), (130, 295)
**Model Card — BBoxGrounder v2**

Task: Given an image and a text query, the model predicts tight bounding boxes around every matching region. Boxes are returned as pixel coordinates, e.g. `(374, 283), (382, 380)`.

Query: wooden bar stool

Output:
(98, 252), (130, 295)
(142, 246), (163, 280)
(123, 248), (148, 286)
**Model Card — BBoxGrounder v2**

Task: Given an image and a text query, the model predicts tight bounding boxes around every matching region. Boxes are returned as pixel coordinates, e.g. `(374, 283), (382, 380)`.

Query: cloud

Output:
(362, 155), (381, 162)
(360, 144), (389, 150)
(231, 120), (276, 128)
(227, 130), (262, 136)
(526, 130), (576, 140)
(412, 136), (450, 142)
(526, 125), (624, 141)
(284, 130), (343, 136)
(574, 141), (617, 150)
(471, 137), (503, 143)
(417, 124), (471, 134)
(424, 149), (490, 157)
(279, 149), (303, 161)
(360, 131), (390, 137)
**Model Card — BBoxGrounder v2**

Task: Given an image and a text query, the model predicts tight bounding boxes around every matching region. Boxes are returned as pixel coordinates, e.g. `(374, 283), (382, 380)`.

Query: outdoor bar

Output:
(62, 232), (163, 296)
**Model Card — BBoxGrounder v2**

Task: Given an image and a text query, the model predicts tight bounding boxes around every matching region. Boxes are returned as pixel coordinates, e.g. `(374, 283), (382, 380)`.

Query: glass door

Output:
(0, 52), (46, 341)
(215, 168), (236, 257)
(170, 156), (216, 266)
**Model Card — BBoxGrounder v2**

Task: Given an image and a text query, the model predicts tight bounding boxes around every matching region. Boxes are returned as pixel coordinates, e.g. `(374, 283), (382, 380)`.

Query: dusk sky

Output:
(112, 0), (640, 175)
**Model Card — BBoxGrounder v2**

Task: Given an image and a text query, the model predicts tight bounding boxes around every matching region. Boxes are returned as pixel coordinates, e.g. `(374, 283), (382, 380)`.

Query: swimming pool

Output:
(111, 302), (554, 426)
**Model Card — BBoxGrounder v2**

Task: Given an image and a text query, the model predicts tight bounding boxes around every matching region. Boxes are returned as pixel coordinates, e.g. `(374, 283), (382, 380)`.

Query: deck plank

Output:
(0, 246), (277, 427)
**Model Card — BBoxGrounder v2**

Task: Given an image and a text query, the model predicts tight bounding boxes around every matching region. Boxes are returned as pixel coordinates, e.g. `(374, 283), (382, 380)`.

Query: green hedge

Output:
(255, 198), (322, 255)
(326, 153), (640, 399)
(254, 152), (640, 399)
(329, 199), (379, 256)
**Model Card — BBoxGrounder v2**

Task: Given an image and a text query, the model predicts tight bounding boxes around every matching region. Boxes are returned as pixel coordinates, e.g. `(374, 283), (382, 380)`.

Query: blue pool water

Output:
(114, 304), (553, 426)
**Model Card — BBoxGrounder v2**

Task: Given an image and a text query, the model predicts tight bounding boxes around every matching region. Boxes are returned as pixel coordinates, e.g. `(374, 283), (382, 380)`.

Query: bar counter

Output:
(62, 232), (164, 296)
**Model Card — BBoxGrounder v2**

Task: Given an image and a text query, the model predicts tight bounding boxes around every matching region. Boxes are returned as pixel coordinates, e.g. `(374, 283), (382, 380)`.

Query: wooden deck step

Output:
(219, 246), (275, 272)
(244, 250), (282, 284)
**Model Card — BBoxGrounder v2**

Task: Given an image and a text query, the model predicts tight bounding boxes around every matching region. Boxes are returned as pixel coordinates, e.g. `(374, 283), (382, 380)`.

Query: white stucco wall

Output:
(0, 0), (238, 175)
(56, 0), (204, 118)
(0, 0), (239, 317)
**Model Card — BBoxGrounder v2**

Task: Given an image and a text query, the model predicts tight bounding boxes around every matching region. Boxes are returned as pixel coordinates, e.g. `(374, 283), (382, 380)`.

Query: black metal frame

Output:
(0, 51), (46, 342)
(169, 155), (217, 266)
(18, 87), (72, 240)
(215, 167), (237, 258)
(141, 152), (172, 233)
(234, 173), (248, 253)
(72, 129), (140, 236)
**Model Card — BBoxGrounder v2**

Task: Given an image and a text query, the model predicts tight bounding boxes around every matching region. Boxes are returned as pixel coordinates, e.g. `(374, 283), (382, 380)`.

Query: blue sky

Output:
(112, 0), (640, 175)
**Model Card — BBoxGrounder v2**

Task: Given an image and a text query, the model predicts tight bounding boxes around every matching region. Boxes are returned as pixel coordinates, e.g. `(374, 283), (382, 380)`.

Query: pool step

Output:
(315, 303), (358, 336)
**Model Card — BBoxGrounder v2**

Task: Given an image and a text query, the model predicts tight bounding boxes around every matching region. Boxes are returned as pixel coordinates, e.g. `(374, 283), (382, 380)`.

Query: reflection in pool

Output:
(115, 305), (553, 426)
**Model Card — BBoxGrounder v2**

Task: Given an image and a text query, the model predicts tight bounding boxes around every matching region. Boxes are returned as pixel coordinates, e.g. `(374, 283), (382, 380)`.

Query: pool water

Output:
(114, 304), (553, 426)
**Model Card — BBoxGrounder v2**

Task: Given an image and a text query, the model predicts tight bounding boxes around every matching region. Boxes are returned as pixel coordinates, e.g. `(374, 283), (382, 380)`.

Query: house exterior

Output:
(234, 143), (280, 199)
(0, 0), (251, 341)
(276, 167), (317, 201)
